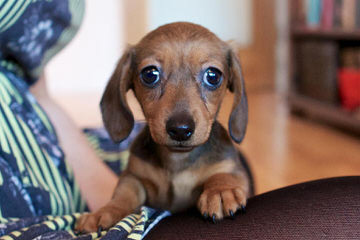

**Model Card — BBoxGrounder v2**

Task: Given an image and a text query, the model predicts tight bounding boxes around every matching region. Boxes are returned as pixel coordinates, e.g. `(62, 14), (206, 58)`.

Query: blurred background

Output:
(46, 0), (360, 194)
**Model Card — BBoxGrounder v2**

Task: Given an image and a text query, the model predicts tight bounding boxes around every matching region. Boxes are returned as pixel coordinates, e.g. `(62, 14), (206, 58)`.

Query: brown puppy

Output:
(76, 22), (253, 232)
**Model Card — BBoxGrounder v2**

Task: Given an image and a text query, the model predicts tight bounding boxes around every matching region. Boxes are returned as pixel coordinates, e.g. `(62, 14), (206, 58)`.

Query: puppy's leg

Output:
(75, 173), (146, 233)
(197, 172), (250, 222)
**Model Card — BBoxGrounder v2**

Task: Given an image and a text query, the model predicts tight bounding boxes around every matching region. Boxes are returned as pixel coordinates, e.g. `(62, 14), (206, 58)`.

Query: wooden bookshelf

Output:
(292, 27), (360, 40)
(289, 1), (360, 134)
(289, 93), (360, 132)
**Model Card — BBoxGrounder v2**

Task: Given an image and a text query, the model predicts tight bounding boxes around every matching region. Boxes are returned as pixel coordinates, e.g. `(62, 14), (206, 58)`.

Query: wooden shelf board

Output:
(291, 27), (360, 40)
(288, 93), (360, 132)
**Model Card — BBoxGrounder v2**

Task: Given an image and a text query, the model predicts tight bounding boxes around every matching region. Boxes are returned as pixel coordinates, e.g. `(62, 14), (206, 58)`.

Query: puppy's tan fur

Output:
(76, 22), (252, 232)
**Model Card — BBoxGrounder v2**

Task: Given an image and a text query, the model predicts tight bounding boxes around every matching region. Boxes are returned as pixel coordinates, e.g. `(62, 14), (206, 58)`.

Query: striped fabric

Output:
(0, 1), (170, 239)
(0, 0), (32, 33)
(0, 0), (85, 84)
(0, 207), (170, 240)
(82, 123), (146, 176)
(0, 60), (85, 219)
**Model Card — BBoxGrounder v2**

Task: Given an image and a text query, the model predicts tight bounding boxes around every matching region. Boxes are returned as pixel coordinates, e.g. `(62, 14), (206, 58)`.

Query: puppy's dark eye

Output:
(140, 66), (160, 87)
(203, 67), (222, 89)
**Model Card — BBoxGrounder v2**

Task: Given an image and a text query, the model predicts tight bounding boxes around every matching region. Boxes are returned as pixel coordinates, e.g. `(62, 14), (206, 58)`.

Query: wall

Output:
(124, 0), (252, 45)
(46, 1), (124, 95)
(147, 0), (252, 46)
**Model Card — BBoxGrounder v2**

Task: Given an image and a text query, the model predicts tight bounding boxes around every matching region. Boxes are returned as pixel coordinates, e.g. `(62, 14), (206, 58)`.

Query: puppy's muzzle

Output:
(166, 113), (195, 142)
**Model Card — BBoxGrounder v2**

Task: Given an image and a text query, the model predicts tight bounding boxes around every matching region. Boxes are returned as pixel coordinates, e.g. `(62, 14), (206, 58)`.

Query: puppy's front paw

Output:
(75, 206), (128, 233)
(197, 187), (247, 222)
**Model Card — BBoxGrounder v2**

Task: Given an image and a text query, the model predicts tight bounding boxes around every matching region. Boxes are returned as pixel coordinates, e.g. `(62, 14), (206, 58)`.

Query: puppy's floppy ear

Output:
(100, 47), (134, 143)
(227, 48), (248, 143)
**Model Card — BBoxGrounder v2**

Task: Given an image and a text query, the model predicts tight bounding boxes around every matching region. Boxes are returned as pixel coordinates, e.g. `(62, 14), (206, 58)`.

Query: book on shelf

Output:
(333, 0), (343, 28)
(321, 0), (334, 29)
(296, 41), (338, 104)
(356, 0), (360, 28)
(294, 0), (360, 31)
(342, 0), (356, 30)
(307, 0), (322, 28)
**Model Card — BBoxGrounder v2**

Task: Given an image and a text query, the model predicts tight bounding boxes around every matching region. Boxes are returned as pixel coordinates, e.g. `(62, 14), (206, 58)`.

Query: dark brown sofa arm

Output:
(145, 176), (360, 240)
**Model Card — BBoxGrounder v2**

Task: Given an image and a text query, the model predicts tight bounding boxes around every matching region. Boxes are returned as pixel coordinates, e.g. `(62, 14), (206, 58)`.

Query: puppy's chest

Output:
(167, 170), (200, 212)
(150, 158), (237, 211)
(145, 166), (201, 212)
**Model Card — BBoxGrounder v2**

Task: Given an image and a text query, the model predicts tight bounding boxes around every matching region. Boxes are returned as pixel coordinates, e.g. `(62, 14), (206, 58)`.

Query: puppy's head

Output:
(101, 22), (247, 151)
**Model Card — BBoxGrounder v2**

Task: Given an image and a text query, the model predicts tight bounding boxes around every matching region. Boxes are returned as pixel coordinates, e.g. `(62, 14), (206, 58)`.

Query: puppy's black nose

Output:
(166, 114), (195, 141)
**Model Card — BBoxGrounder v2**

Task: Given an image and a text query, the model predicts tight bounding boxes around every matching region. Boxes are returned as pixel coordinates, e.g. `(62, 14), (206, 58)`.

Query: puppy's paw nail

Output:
(229, 210), (235, 219)
(241, 205), (246, 213)
(203, 212), (208, 219)
(212, 214), (217, 224)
